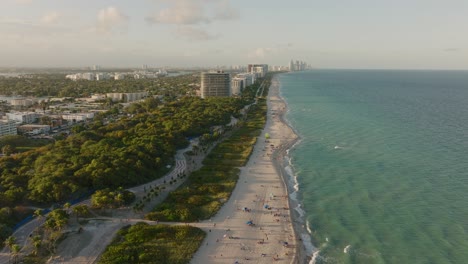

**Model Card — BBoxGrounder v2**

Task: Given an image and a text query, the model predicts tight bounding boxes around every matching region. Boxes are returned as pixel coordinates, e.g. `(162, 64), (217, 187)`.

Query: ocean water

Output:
(279, 70), (468, 264)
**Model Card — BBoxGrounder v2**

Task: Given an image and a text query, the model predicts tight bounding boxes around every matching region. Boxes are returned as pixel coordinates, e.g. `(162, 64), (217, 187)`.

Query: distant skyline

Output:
(1, 0), (468, 69)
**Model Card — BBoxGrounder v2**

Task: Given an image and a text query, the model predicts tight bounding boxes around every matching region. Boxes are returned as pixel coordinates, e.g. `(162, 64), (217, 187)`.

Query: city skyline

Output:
(1, 0), (468, 69)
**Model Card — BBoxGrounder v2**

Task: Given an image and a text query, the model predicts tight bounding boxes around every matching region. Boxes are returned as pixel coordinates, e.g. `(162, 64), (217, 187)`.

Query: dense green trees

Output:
(146, 83), (269, 222)
(0, 73), (199, 98)
(91, 188), (135, 209)
(0, 84), (254, 239)
(98, 223), (205, 264)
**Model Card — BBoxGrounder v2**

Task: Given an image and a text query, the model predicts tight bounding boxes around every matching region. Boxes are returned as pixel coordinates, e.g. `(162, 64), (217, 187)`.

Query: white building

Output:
(106, 92), (148, 103)
(114, 73), (126, 80)
(236, 73), (255, 87)
(231, 78), (244, 95)
(289, 60), (295, 71)
(6, 112), (39, 124)
(106, 93), (125, 102)
(82, 73), (95, 81)
(124, 92), (148, 102)
(0, 120), (17, 137)
(62, 113), (95, 122)
(96, 73), (110, 81)
(91, 94), (107, 101)
(252, 66), (267, 78)
(9, 98), (35, 107)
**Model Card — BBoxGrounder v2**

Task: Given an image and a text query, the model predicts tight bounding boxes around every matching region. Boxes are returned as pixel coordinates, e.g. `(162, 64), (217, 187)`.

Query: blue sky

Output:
(1, 0), (467, 69)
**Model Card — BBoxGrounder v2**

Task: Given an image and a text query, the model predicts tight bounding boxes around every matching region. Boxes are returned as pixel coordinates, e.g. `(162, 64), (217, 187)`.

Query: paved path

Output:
(0, 141), (194, 264)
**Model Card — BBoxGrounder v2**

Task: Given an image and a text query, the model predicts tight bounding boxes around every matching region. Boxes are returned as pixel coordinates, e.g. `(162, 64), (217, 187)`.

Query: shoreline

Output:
(189, 75), (311, 263)
(269, 75), (314, 263)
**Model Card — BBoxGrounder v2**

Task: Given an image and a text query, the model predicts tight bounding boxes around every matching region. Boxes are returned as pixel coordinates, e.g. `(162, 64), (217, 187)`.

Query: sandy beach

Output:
(191, 77), (306, 263)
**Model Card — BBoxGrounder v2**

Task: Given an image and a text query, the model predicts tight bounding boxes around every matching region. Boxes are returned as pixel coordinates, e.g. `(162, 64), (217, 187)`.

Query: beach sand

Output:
(190, 77), (307, 263)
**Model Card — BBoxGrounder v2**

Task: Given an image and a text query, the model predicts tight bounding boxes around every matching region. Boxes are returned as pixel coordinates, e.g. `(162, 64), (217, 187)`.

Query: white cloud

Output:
(0, 17), (34, 26)
(145, 0), (238, 41)
(444, 48), (460, 52)
(247, 43), (295, 59)
(146, 0), (210, 25)
(95, 6), (128, 33)
(175, 26), (218, 41)
(248, 47), (275, 59)
(213, 0), (239, 20)
(145, 0), (239, 25)
(41, 12), (60, 24)
(13, 0), (33, 4)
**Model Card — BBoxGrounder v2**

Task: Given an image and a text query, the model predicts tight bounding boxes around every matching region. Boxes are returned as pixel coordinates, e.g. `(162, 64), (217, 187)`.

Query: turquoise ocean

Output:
(278, 70), (468, 264)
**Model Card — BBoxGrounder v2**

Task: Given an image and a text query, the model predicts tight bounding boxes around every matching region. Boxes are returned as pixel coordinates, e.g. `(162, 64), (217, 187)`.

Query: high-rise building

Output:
(248, 64), (268, 76)
(289, 60), (295, 71)
(201, 71), (231, 98)
(289, 59), (308, 71)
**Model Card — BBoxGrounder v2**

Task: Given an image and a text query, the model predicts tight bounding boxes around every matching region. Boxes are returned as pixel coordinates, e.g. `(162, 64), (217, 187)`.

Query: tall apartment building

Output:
(200, 71), (231, 98)
(248, 64), (268, 77)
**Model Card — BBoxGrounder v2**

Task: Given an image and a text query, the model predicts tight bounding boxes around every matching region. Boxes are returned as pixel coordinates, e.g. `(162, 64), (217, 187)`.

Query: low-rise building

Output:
(6, 112), (40, 124)
(106, 92), (148, 103)
(9, 98), (36, 108)
(17, 124), (50, 135)
(0, 119), (17, 136)
(62, 113), (95, 122)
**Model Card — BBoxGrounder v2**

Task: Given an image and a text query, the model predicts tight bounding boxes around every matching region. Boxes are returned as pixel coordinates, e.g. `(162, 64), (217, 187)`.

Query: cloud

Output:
(0, 17), (34, 26)
(444, 48), (460, 52)
(41, 12), (60, 24)
(248, 48), (275, 59)
(13, 0), (33, 4)
(145, 0), (238, 41)
(213, 0), (240, 20)
(247, 44), (294, 59)
(95, 6), (128, 33)
(146, 0), (210, 25)
(175, 26), (218, 41)
(145, 0), (239, 25)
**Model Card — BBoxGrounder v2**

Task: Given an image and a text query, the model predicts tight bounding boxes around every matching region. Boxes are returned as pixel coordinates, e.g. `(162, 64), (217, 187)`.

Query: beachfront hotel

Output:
(200, 71), (231, 98)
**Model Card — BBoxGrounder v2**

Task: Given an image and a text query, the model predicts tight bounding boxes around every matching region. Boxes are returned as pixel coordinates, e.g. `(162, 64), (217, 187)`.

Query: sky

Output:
(1, 0), (468, 69)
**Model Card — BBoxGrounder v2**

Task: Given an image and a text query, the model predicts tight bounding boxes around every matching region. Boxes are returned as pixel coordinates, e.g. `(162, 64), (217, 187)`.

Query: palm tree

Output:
(63, 202), (72, 215)
(30, 235), (41, 256)
(11, 244), (20, 264)
(4, 236), (16, 264)
(72, 205), (90, 222)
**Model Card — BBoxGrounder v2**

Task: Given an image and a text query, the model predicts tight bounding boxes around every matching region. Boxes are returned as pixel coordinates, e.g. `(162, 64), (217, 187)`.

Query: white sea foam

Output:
(294, 203), (305, 218)
(278, 75), (318, 262)
(306, 219), (313, 234)
(301, 232), (316, 256)
(344, 245), (351, 253)
(310, 250), (321, 264)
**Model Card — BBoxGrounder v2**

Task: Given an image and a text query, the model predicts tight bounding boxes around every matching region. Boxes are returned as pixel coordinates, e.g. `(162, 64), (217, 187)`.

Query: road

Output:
(0, 141), (193, 264)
